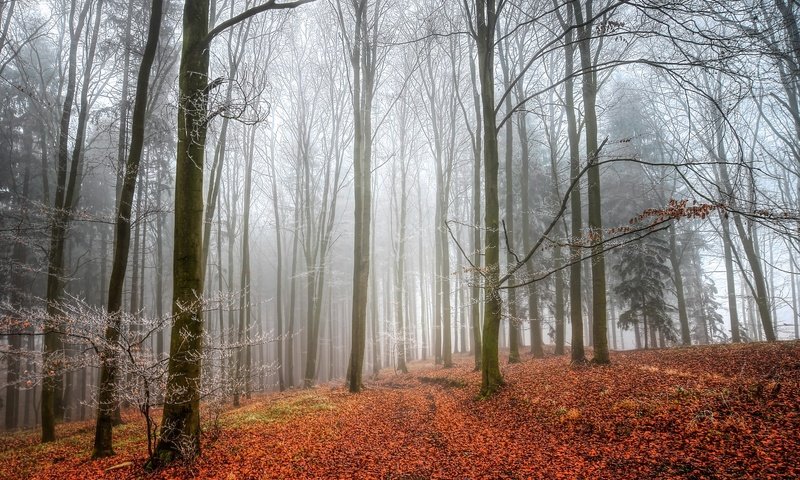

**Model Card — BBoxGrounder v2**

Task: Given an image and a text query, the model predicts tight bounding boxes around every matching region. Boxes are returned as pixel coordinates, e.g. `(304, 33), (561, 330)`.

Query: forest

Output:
(0, 0), (799, 477)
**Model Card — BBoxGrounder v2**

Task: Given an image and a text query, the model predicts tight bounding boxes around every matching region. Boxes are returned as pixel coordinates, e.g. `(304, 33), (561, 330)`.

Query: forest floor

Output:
(1, 341), (799, 479)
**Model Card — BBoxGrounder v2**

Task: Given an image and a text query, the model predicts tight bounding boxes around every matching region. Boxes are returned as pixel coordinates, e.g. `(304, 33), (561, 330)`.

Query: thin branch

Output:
(205, 0), (316, 46)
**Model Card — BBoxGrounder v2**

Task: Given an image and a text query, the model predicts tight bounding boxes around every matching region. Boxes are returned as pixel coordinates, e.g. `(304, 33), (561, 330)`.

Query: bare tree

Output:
(42, 0), (101, 443)
(93, 0), (165, 458)
(151, 0), (313, 465)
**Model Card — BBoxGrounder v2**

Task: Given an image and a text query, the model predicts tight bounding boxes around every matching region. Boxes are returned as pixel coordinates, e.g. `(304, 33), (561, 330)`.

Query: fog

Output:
(0, 0), (798, 459)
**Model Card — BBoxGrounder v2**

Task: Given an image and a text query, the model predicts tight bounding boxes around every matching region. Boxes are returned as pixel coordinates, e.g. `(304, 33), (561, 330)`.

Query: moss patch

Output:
(221, 394), (335, 428)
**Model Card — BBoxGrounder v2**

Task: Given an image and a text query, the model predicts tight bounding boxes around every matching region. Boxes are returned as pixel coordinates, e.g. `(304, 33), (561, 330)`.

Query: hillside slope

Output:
(2, 341), (798, 479)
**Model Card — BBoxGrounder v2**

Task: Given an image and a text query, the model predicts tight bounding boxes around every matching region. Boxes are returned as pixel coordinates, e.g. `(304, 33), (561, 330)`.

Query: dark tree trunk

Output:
(93, 0), (163, 457)
(344, 0), (377, 394)
(475, 0), (503, 396)
(668, 224), (692, 346)
(5, 141), (32, 431)
(43, 0), (96, 443)
(498, 37), (520, 364)
(573, 0), (610, 365)
(562, 2), (585, 364)
(152, 0), (211, 462)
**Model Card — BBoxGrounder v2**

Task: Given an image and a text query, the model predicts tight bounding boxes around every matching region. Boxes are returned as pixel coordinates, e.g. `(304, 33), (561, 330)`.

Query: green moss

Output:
(221, 395), (334, 428)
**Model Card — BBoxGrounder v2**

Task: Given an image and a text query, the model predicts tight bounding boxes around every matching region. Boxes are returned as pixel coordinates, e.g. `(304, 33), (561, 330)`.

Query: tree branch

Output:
(205, 0), (316, 46)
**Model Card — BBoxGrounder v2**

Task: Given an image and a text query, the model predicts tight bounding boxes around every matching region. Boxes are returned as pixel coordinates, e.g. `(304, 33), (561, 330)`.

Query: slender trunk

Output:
(434, 217), (443, 365)
(458, 250), (467, 353)
(130, 166), (144, 316)
(792, 251), (799, 339)
(769, 241), (777, 335)
(498, 37), (521, 363)
(237, 127), (255, 402)
(468, 43), (483, 371)
(115, 2), (133, 206)
(573, 0), (609, 364)
(476, 0), (503, 395)
(668, 224), (692, 345)
(155, 167), (165, 359)
(5, 150), (31, 431)
(608, 294), (617, 350)
(720, 217), (742, 342)
(712, 106), (774, 341)
(418, 204), (429, 361)
(228, 161), (239, 406)
(268, 131), (285, 391)
(345, 0), (377, 393)
(217, 200), (226, 385)
(564, 3), (585, 363)
(731, 217), (776, 341)
(371, 218), (381, 375)
(43, 0), (96, 443)
(287, 218), (299, 388)
(394, 154), (409, 373)
(547, 102), (566, 356)
(439, 211), (453, 367)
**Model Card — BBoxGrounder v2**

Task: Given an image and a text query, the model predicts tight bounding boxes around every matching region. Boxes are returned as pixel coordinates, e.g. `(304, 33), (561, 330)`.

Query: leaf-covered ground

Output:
(2, 341), (799, 479)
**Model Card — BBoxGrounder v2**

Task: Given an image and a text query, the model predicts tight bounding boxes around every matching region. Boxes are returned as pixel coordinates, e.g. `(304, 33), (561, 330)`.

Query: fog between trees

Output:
(1, 0), (799, 465)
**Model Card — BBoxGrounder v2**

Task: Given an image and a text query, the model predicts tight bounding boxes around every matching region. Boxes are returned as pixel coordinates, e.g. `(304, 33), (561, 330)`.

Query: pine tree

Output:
(614, 231), (676, 348)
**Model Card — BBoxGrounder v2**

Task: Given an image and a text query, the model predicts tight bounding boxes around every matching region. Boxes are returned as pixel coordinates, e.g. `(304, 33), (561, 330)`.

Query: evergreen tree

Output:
(614, 230), (676, 348)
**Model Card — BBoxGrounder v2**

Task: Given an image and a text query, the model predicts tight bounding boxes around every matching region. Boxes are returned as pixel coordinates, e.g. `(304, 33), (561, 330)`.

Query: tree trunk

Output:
(668, 224), (692, 346)
(228, 154), (240, 406)
(344, 0), (377, 394)
(129, 164), (144, 316)
(792, 251), (800, 339)
(43, 0), (96, 443)
(155, 165), (166, 360)
(712, 104), (775, 342)
(418, 196), (429, 362)
(5, 143), (32, 431)
(286, 169), (301, 389)
(114, 1), (132, 206)
(371, 213), (381, 375)
(475, 0), (503, 396)
(93, 0), (163, 457)
(269, 128), (286, 392)
(573, 0), (609, 365)
(152, 0), (314, 459)
(563, 2), (585, 364)
(468, 41), (483, 371)
(719, 216), (742, 342)
(393, 115), (410, 373)
(152, 0), (210, 462)
(237, 126), (255, 402)
(498, 37), (520, 364)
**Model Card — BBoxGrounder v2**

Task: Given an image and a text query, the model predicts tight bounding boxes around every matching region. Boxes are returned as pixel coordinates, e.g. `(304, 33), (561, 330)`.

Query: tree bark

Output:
(152, 0), (210, 462)
(42, 0), (96, 443)
(467, 40), (483, 371)
(562, 2), (586, 364)
(475, 0), (503, 396)
(668, 223), (692, 346)
(93, 0), (164, 457)
(498, 36), (521, 363)
(268, 127), (286, 391)
(5, 136), (31, 431)
(573, 0), (610, 364)
(343, 0), (377, 393)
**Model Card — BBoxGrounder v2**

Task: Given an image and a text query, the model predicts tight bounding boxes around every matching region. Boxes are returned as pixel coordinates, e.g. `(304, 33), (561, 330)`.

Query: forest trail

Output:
(1, 342), (798, 479)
